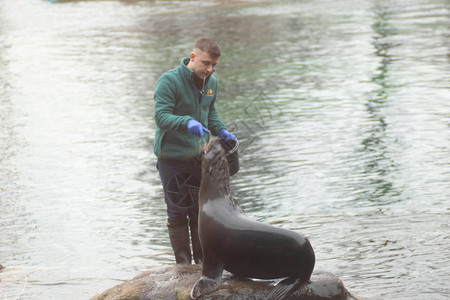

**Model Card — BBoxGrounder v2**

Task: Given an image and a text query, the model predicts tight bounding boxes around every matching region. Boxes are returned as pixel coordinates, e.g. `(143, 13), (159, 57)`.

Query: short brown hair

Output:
(193, 37), (221, 58)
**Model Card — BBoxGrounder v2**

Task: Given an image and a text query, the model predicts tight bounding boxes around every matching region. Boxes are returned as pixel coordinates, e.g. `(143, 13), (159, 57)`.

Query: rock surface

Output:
(91, 264), (362, 300)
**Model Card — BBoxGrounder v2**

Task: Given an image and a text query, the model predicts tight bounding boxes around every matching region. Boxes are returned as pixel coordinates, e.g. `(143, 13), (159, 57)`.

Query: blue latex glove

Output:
(187, 119), (209, 137)
(219, 129), (237, 142)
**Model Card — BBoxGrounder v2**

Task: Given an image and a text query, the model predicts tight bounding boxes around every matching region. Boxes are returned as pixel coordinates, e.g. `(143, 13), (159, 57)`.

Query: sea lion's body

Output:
(191, 138), (315, 300)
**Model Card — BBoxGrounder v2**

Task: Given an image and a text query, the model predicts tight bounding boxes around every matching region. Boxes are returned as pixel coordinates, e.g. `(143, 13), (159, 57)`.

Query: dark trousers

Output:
(157, 158), (202, 226)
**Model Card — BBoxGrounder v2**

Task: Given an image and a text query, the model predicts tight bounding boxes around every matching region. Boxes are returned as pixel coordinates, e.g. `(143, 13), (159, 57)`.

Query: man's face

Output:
(189, 50), (219, 80)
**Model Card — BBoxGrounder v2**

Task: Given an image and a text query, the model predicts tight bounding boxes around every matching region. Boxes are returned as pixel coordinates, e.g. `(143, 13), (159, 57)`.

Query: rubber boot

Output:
(189, 218), (203, 264)
(167, 221), (192, 265)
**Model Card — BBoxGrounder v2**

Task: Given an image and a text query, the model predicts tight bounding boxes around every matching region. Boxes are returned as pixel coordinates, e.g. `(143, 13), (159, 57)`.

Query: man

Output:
(154, 37), (237, 264)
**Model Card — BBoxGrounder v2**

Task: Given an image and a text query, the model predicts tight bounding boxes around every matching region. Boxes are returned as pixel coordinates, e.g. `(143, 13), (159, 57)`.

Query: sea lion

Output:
(190, 138), (315, 300)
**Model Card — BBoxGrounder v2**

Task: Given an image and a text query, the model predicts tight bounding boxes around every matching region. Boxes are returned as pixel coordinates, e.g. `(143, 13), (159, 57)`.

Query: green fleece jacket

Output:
(153, 57), (226, 161)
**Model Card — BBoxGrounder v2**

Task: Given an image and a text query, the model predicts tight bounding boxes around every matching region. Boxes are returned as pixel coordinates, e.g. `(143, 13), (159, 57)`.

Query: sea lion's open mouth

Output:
(204, 138), (225, 160)
(203, 137), (239, 176)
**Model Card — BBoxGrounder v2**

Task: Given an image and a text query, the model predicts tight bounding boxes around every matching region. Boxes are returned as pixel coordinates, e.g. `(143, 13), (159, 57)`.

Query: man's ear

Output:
(189, 51), (196, 61)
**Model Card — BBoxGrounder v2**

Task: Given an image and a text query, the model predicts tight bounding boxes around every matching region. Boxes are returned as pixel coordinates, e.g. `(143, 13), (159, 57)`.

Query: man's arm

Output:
(207, 99), (226, 136)
(154, 74), (191, 131)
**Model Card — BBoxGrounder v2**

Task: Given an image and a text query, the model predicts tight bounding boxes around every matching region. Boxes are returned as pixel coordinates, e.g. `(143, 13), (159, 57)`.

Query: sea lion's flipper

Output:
(190, 260), (224, 299)
(190, 275), (222, 299)
(266, 277), (307, 300)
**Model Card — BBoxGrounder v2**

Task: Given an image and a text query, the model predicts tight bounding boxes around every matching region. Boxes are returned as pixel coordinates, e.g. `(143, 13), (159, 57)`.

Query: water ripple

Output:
(0, 0), (449, 299)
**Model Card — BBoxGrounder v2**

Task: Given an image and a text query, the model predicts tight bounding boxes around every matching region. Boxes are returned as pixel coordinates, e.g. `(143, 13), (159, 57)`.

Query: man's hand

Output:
(187, 119), (209, 137)
(219, 129), (237, 142)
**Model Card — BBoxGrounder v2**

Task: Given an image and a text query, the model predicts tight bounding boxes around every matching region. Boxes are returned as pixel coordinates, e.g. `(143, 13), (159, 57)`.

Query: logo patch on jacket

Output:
(206, 89), (213, 97)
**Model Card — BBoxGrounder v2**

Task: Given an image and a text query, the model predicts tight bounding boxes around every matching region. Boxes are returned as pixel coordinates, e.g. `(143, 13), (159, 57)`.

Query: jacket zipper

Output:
(198, 76), (206, 123)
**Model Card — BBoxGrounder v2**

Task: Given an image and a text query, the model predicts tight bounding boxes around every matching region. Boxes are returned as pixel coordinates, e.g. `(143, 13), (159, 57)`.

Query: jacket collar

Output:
(180, 57), (214, 83)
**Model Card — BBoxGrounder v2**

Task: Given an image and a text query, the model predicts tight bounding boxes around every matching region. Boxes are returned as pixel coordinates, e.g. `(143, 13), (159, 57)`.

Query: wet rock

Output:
(91, 265), (362, 300)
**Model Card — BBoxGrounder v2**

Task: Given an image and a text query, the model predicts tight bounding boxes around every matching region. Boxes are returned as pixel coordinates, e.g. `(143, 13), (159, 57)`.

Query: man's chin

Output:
(194, 72), (209, 81)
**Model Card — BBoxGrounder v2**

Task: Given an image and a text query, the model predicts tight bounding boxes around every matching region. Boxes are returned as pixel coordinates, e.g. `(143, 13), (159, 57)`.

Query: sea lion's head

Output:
(199, 137), (239, 204)
(200, 138), (230, 193)
(202, 137), (228, 174)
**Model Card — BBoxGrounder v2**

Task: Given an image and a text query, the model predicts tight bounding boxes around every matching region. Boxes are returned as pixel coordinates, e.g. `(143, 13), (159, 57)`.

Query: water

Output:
(0, 0), (448, 299)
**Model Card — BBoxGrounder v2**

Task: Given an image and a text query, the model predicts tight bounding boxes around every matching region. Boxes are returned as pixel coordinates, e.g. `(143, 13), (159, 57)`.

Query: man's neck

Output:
(192, 73), (204, 91)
